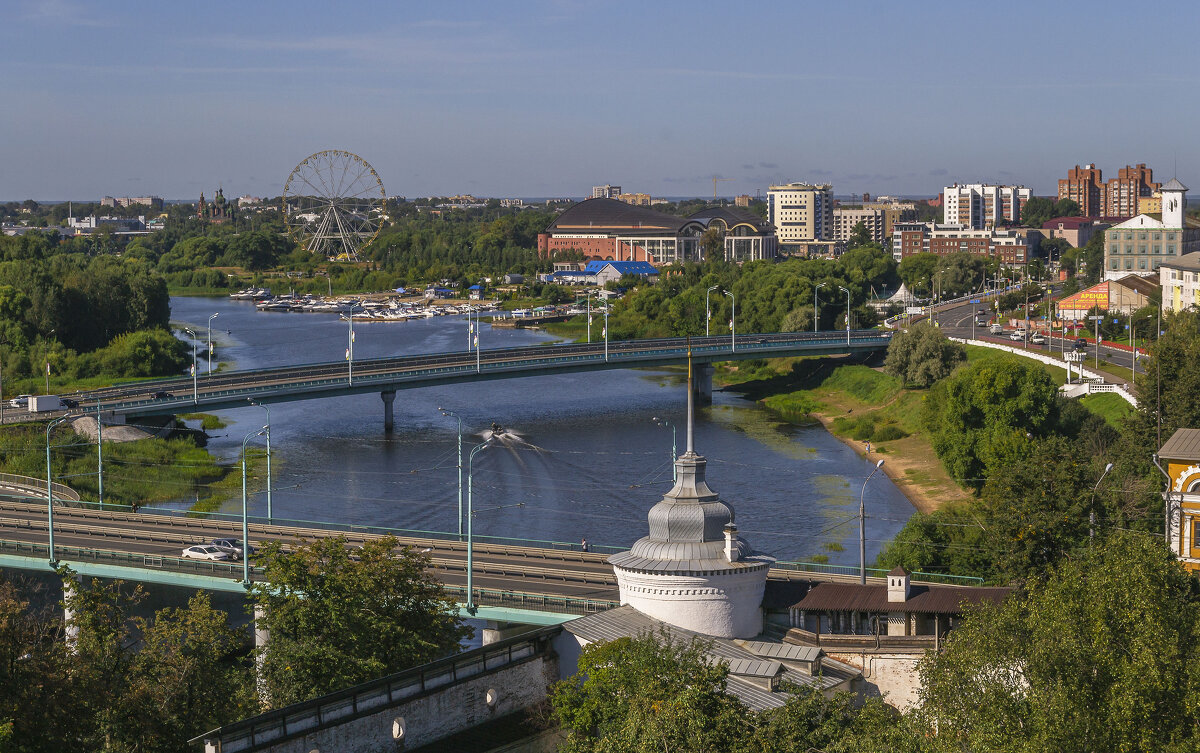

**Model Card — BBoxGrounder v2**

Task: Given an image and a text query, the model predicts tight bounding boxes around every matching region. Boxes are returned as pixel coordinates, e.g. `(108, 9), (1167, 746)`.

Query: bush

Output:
(873, 424), (907, 442)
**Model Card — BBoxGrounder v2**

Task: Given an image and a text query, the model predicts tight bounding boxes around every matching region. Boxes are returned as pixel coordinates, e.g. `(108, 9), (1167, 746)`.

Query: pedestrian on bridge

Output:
(581, 538), (589, 553)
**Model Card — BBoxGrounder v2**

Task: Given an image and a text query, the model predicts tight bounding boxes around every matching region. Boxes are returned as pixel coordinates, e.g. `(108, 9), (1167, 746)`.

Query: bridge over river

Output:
(27, 330), (890, 429)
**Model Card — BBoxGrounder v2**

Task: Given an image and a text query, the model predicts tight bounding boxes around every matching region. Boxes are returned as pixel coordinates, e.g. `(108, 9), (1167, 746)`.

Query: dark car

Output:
(1074, 338), (1088, 351)
(151, 391), (173, 400)
(60, 397), (79, 409)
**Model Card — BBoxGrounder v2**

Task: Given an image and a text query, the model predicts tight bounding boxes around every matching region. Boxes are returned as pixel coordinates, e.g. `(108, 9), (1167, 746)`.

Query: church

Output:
(198, 187), (235, 224)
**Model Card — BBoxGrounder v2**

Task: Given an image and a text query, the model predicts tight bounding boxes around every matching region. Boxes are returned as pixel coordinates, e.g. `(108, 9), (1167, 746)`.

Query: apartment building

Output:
(890, 223), (1033, 266)
(1106, 164), (1160, 217)
(767, 182), (833, 246)
(616, 193), (652, 206)
(1058, 164), (1105, 217)
(591, 185), (622, 199)
(1104, 178), (1200, 280)
(1160, 252), (1200, 314)
(942, 184), (1032, 229)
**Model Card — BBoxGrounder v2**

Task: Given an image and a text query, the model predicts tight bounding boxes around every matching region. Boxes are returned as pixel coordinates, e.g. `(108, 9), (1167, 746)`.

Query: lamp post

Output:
(440, 407), (464, 539)
(859, 458), (885, 585)
(838, 286), (851, 345)
(603, 306), (609, 362)
(723, 290), (736, 352)
(46, 415), (70, 565)
(95, 401), (103, 509)
(652, 416), (677, 481)
(1090, 462), (1113, 544)
(184, 328), (198, 403)
(466, 436), (497, 615)
(706, 285), (719, 337)
(206, 313), (219, 374)
(241, 426), (267, 586)
(346, 305), (356, 385)
(247, 398), (273, 523)
(814, 282), (827, 332)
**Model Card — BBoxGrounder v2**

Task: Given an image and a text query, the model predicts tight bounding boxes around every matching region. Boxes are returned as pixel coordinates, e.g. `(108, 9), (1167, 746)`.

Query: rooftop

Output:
(545, 197), (697, 235)
(1160, 251), (1200, 272)
(789, 581), (1010, 615)
(1159, 428), (1200, 463)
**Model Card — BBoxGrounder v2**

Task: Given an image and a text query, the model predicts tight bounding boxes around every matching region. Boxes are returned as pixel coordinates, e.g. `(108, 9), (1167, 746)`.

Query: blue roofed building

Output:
(544, 260), (660, 286)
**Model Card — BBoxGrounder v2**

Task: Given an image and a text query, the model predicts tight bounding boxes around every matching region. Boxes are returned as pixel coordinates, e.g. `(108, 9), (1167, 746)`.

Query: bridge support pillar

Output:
(381, 390), (396, 433)
(693, 363), (714, 405)
(482, 621), (531, 646)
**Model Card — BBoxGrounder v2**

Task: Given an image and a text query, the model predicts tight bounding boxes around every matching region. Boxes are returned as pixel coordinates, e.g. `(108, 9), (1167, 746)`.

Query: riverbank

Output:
(717, 357), (968, 514)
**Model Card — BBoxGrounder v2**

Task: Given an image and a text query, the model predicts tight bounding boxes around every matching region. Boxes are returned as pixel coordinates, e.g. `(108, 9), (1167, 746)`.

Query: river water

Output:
(169, 297), (913, 565)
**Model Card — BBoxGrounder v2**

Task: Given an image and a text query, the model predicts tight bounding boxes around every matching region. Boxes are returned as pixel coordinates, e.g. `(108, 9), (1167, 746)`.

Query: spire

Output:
(686, 339), (695, 454)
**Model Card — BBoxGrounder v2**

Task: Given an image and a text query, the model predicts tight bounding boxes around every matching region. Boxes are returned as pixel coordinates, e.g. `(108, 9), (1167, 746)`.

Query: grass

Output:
(1080, 392), (1135, 428)
(179, 413), (228, 430)
(964, 344), (1069, 383)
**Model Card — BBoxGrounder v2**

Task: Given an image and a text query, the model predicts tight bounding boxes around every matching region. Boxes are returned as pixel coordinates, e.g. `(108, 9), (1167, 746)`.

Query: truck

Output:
(28, 395), (62, 412)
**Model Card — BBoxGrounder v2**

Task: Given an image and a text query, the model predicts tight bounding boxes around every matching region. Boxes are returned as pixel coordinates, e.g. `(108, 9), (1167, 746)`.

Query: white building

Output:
(591, 184), (621, 199)
(1159, 251), (1200, 314)
(767, 183), (833, 246)
(1104, 179), (1200, 281)
(942, 183), (1032, 229)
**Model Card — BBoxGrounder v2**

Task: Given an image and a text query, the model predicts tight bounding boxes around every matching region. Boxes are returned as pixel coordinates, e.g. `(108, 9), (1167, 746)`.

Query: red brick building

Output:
(537, 198), (704, 264)
(1058, 164), (1105, 217)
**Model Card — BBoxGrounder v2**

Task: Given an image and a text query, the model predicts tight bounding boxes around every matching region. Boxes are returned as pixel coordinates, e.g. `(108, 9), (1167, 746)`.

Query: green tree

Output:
(847, 221), (873, 249)
(898, 253), (939, 297)
(248, 535), (471, 707)
(551, 631), (752, 753)
(883, 322), (966, 388)
(913, 533), (1200, 752)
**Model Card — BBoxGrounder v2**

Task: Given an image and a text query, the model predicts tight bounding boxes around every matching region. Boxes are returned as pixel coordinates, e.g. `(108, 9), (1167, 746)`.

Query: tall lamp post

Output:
(706, 285), (719, 337)
(652, 416), (677, 481)
(723, 290), (736, 352)
(440, 407), (464, 539)
(859, 458), (885, 585)
(465, 436), (497, 615)
(813, 282), (827, 332)
(603, 305), (609, 362)
(46, 415), (70, 565)
(241, 426), (267, 586)
(184, 328), (198, 403)
(95, 401), (103, 509)
(837, 286), (851, 345)
(206, 313), (219, 374)
(1090, 462), (1114, 543)
(346, 305), (357, 385)
(247, 398), (273, 523)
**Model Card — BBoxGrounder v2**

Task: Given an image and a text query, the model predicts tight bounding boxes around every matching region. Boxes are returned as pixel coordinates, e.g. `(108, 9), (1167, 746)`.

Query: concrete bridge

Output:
(50, 330), (890, 430)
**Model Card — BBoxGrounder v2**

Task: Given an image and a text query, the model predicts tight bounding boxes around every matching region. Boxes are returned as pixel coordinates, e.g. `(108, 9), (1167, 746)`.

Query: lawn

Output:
(1080, 392), (1135, 428)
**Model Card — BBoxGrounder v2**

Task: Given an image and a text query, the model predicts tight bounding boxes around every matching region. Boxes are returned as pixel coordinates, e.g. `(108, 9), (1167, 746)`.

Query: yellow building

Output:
(1158, 429), (1200, 572)
(1138, 191), (1162, 215)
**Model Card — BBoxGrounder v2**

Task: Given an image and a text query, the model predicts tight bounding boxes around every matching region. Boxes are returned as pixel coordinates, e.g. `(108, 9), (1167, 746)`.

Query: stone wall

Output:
(825, 650), (924, 710)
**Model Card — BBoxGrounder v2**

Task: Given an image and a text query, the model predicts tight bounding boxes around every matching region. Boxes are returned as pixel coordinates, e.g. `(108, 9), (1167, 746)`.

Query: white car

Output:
(182, 545), (232, 561)
(7, 395), (31, 409)
(1030, 333), (1045, 344)
(1009, 329), (1026, 341)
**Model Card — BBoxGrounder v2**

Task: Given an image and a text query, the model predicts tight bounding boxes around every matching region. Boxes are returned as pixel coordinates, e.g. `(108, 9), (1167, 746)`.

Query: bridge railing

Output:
(0, 538), (261, 581)
(773, 559), (984, 586)
(444, 585), (618, 616)
(192, 625), (563, 753)
(0, 473), (81, 503)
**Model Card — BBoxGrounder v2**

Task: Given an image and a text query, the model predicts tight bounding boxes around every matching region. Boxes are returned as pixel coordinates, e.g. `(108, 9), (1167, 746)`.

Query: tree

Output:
(550, 631), (753, 753)
(248, 535), (471, 707)
(898, 253), (940, 297)
(913, 533), (1200, 752)
(883, 322), (966, 388)
(923, 357), (1062, 491)
(936, 252), (987, 298)
(700, 228), (725, 260)
(847, 221), (873, 249)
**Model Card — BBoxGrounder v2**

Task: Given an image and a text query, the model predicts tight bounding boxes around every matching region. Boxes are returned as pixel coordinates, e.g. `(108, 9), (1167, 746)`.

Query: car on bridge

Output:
(151, 391), (173, 400)
(182, 544), (232, 561)
(210, 538), (255, 559)
(7, 395), (31, 410)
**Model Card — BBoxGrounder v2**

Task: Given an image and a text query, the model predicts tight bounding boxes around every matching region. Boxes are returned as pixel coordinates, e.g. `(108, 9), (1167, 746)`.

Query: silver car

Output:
(210, 538), (255, 560)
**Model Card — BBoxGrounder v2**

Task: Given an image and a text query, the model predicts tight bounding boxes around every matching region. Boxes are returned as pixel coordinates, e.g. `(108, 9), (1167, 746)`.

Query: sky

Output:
(3, 0), (1200, 201)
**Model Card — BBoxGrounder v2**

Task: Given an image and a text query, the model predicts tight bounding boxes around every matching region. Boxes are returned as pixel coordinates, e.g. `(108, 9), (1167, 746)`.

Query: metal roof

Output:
(546, 198), (699, 234)
(791, 583), (1010, 615)
(1163, 177), (1189, 192)
(735, 640), (822, 663)
(711, 657), (783, 678)
(1159, 429), (1200, 462)
(1160, 251), (1200, 272)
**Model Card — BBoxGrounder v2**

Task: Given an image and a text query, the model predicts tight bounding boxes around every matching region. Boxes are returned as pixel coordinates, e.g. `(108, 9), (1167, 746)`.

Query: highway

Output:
(9, 330), (890, 422)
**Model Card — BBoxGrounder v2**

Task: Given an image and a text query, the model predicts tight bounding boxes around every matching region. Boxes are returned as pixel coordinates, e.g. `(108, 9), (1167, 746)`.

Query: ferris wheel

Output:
(282, 150), (385, 261)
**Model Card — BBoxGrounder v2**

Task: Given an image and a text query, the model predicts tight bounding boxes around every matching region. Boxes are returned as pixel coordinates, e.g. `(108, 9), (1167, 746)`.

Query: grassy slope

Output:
(1080, 392), (1135, 428)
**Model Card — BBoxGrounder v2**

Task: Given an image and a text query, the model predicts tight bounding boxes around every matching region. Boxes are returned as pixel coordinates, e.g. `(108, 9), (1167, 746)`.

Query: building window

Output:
(1139, 246), (1147, 254)
(1169, 244), (1177, 254)
(1168, 233), (1177, 240)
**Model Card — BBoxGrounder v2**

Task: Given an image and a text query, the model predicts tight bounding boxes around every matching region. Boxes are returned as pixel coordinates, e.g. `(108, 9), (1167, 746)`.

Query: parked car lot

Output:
(182, 545), (232, 561)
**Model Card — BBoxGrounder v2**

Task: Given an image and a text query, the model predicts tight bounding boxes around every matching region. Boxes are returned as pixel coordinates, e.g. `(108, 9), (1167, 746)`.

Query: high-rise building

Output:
(591, 184), (621, 199)
(767, 182), (833, 245)
(1105, 164), (1160, 218)
(942, 184), (1031, 229)
(1058, 164), (1105, 217)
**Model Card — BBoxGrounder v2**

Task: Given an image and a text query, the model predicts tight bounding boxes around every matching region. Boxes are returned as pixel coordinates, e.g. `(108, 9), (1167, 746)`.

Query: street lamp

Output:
(466, 435), (498, 615)
(184, 328), (198, 403)
(652, 416), (677, 482)
(439, 407), (464, 539)
(837, 286), (851, 345)
(241, 426), (267, 586)
(603, 305), (609, 362)
(46, 415), (70, 565)
(206, 313), (219, 374)
(1090, 462), (1114, 544)
(859, 458), (885, 585)
(247, 398), (273, 523)
(706, 285), (719, 337)
(723, 290), (736, 352)
(814, 282), (827, 332)
(346, 304), (357, 385)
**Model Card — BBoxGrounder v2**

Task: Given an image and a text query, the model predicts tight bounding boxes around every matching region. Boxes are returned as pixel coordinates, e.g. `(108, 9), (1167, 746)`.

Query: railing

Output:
(0, 538), (260, 580)
(773, 559), (984, 586)
(444, 585), (618, 616)
(786, 626), (937, 651)
(0, 473), (80, 502)
(191, 625), (563, 753)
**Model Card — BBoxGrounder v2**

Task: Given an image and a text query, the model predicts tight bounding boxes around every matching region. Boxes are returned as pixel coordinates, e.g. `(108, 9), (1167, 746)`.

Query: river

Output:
(168, 296), (914, 565)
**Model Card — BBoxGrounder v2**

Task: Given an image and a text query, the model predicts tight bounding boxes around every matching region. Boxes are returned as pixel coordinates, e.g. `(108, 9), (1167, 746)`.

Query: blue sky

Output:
(3, 0), (1199, 201)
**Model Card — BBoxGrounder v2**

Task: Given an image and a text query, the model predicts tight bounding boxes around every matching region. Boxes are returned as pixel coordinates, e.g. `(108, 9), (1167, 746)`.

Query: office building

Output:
(1103, 178), (1200, 280)
(942, 183), (1031, 229)
(767, 182), (833, 246)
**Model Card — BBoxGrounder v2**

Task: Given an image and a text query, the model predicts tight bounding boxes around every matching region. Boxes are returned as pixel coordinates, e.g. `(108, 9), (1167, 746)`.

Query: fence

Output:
(0, 472), (81, 503)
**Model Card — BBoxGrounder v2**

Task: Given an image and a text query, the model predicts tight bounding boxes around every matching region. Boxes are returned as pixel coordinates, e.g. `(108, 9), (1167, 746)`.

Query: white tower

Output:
(1162, 177), (1188, 228)
(609, 354), (774, 639)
